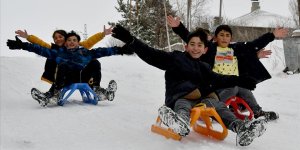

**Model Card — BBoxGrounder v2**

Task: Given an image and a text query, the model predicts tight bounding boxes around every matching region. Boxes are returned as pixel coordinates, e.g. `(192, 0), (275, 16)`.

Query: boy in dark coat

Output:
(167, 15), (288, 121)
(112, 25), (267, 146)
(7, 31), (132, 106)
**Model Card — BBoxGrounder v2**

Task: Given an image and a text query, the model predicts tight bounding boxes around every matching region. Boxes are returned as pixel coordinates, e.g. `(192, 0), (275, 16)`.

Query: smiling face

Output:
(64, 36), (79, 49)
(185, 36), (208, 59)
(53, 33), (66, 47)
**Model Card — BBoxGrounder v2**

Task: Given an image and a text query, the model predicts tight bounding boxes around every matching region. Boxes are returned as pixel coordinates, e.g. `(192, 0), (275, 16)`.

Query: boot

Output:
(235, 118), (267, 146)
(93, 80), (117, 101)
(158, 106), (190, 137)
(254, 110), (279, 121)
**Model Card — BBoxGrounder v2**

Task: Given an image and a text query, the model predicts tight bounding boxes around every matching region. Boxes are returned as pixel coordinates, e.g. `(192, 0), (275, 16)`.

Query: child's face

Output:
(185, 37), (208, 59)
(53, 33), (65, 47)
(214, 30), (232, 48)
(65, 36), (79, 49)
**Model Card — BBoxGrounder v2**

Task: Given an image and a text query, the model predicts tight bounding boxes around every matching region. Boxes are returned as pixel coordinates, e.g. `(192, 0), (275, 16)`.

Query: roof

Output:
(230, 9), (296, 28)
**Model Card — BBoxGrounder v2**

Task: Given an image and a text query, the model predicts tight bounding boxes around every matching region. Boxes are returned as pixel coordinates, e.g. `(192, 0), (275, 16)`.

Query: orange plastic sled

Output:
(151, 105), (228, 141)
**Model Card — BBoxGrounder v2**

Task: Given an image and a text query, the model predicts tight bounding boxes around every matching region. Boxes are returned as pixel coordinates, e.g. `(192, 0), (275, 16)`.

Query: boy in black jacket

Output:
(112, 25), (268, 146)
(167, 15), (288, 121)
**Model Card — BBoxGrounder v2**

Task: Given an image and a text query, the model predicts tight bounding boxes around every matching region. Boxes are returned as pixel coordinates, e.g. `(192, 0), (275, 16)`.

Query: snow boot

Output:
(254, 110), (279, 121)
(236, 118), (267, 146)
(94, 80), (117, 101)
(158, 106), (190, 137)
(31, 88), (50, 107)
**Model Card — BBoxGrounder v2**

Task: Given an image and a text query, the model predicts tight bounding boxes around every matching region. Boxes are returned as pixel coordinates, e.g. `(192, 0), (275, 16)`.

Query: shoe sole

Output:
(107, 80), (117, 92)
(31, 88), (48, 107)
(158, 106), (190, 136)
(237, 119), (267, 146)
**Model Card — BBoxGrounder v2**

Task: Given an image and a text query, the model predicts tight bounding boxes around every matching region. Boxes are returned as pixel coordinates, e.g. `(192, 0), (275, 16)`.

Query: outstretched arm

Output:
(167, 15), (190, 43)
(15, 30), (51, 49)
(112, 25), (173, 70)
(80, 25), (113, 49)
(7, 36), (57, 58)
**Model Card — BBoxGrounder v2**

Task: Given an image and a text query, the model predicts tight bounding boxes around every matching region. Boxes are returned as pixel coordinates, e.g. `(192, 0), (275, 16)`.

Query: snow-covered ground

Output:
(1, 47), (299, 149)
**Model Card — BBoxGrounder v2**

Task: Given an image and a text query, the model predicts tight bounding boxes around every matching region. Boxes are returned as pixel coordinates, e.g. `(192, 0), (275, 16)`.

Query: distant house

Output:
(228, 0), (295, 41)
(228, 0), (299, 73)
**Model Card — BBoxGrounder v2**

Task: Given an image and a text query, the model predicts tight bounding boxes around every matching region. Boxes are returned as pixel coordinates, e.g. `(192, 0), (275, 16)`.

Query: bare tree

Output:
(170, 0), (211, 30)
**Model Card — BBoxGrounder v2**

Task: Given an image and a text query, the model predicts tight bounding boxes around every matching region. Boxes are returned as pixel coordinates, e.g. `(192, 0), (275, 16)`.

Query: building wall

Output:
(283, 37), (300, 71)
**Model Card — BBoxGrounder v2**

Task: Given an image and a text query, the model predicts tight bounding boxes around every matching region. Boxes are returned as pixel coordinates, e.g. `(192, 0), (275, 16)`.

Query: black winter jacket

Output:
(128, 38), (247, 109)
(173, 23), (272, 84)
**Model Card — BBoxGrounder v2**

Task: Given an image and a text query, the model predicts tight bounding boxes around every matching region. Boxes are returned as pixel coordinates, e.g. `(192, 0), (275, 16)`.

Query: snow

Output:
(1, 46), (300, 150)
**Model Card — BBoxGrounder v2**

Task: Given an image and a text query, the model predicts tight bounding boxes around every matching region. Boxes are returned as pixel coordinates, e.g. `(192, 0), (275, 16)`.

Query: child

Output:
(15, 26), (112, 100)
(7, 30), (133, 106)
(167, 15), (289, 121)
(111, 25), (267, 146)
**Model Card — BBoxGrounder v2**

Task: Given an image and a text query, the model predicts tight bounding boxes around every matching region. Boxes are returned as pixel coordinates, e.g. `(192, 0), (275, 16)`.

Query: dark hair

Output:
(195, 27), (210, 35)
(187, 28), (208, 47)
(52, 30), (67, 39)
(214, 25), (232, 36)
(66, 30), (81, 42)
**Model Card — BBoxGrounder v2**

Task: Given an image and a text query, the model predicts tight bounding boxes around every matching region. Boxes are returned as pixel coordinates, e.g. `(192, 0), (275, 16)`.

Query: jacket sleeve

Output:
(79, 32), (105, 50)
(26, 35), (52, 49)
(208, 68), (239, 90)
(172, 22), (190, 43)
(128, 38), (174, 70)
(90, 46), (119, 58)
(233, 32), (275, 53)
(23, 43), (57, 59)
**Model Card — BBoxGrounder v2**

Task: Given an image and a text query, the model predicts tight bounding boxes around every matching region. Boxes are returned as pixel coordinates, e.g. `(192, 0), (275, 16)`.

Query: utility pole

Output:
(298, 0), (300, 27)
(187, 0), (192, 30)
(219, 0), (223, 25)
(83, 24), (88, 40)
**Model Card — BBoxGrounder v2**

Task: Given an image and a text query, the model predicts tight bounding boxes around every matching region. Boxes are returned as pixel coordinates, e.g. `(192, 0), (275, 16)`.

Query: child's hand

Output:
(167, 15), (180, 28)
(273, 27), (288, 39)
(257, 48), (272, 59)
(103, 25), (113, 35)
(15, 30), (28, 39)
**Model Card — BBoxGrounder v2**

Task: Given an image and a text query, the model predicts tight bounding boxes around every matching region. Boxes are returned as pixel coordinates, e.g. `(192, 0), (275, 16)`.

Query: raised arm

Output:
(112, 25), (173, 70)
(15, 30), (51, 49)
(167, 15), (190, 43)
(80, 25), (113, 49)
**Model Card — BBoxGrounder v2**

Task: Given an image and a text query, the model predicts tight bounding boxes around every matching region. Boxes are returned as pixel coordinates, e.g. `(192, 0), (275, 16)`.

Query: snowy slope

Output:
(1, 54), (300, 150)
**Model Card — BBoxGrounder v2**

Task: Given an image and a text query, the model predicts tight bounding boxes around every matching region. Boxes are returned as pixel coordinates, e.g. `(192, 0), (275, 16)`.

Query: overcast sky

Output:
(0, 0), (292, 57)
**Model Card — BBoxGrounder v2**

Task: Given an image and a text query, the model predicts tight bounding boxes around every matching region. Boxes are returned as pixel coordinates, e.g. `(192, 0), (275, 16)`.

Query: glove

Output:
(7, 36), (25, 50)
(117, 44), (134, 55)
(112, 25), (134, 44)
(237, 76), (257, 90)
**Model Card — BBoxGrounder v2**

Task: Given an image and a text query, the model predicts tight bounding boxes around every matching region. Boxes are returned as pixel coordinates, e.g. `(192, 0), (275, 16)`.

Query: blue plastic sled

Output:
(57, 83), (100, 106)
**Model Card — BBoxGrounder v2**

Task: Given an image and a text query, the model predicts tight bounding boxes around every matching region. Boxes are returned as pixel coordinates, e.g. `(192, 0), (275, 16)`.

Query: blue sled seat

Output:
(57, 83), (100, 106)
